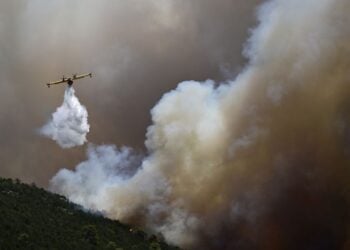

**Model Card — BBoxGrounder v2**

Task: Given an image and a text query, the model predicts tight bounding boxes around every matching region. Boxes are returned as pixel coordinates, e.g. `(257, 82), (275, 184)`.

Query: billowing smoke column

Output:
(51, 0), (350, 249)
(40, 87), (90, 148)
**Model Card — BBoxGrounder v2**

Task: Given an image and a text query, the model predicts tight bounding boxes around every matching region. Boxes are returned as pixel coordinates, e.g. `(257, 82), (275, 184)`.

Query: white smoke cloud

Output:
(50, 0), (350, 249)
(40, 87), (89, 148)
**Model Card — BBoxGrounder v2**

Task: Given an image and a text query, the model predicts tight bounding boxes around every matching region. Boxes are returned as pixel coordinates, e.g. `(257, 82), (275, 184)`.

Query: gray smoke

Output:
(39, 87), (89, 148)
(50, 0), (350, 249)
(0, 0), (258, 186)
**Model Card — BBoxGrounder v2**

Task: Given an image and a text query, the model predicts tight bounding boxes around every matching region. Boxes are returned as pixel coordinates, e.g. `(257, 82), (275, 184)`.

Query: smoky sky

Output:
(0, 0), (259, 186)
(3, 1), (350, 250)
(45, 0), (350, 249)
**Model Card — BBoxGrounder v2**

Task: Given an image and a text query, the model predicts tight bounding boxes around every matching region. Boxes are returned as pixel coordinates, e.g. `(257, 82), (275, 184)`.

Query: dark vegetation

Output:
(0, 178), (180, 250)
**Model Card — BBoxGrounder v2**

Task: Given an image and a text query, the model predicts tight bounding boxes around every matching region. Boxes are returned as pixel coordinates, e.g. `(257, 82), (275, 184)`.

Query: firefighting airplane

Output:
(46, 73), (92, 88)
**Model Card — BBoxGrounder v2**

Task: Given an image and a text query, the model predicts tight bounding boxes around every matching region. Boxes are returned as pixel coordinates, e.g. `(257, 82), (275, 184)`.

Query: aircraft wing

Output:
(73, 73), (92, 80)
(46, 79), (67, 87)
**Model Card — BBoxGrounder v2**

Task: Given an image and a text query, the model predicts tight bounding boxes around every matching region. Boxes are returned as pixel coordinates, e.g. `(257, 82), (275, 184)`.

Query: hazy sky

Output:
(47, 1), (350, 248)
(0, 0), (259, 186)
(3, 1), (350, 249)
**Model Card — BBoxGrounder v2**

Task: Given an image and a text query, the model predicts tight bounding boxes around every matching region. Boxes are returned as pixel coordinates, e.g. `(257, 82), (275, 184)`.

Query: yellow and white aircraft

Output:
(46, 73), (92, 88)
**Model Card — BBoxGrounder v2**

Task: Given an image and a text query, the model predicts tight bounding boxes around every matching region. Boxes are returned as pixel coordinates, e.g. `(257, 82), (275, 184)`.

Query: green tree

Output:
(105, 241), (118, 250)
(17, 233), (29, 246)
(149, 242), (161, 250)
(82, 225), (99, 246)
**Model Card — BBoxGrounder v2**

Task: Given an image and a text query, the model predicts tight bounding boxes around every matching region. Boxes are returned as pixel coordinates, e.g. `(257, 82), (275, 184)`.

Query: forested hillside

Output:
(0, 178), (179, 250)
